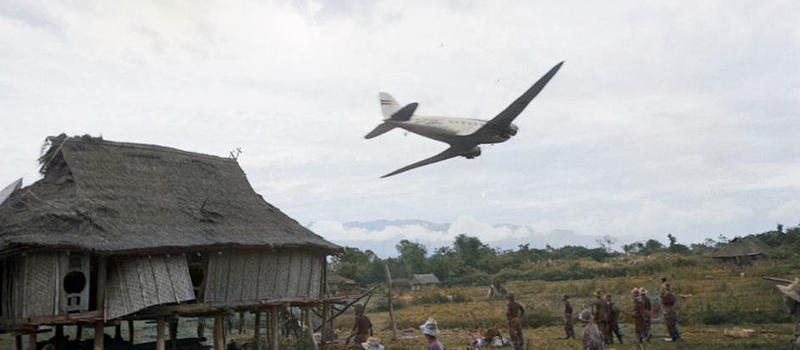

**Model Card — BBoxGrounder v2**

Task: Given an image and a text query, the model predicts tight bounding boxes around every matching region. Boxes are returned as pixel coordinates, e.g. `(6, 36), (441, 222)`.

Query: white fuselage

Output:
(387, 115), (516, 145)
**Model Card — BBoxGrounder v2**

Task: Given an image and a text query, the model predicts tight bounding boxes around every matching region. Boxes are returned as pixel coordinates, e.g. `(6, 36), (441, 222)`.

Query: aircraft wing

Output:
(381, 145), (472, 178)
(474, 61), (564, 134)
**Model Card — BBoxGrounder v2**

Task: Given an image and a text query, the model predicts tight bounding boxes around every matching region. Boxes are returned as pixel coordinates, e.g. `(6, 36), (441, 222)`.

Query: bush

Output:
(526, 307), (557, 328)
(412, 291), (472, 305)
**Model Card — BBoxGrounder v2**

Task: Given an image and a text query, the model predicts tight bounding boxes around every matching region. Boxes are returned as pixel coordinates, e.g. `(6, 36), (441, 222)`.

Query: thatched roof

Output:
(711, 238), (770, 258)
(0, 135), (340, 254)
(411, 273), (440, 285)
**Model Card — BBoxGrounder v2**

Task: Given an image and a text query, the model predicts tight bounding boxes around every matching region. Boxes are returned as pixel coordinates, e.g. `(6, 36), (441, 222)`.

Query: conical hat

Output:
(777, 278), (800, 303)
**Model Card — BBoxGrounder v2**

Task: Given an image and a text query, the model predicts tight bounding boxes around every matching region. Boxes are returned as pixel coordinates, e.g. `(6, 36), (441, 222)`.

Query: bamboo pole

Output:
(15, 334), (22, 350)
(55, 325), (65, 350)
(253, 311), (262, 350)
(76, 325), (83, 341)
(384, 264), (398, 340)
(270, 307), (279, 350)
(304, 306), (319, 350)
(239, 311), (246, 334)
(94, 257), (107, 350)
(170, 319), (179, 350)
(156, 317), (166, 350)
(28, 331), (36, 350)
(197, 317), (205, 338)
(127, 320), (134, 343)
(214, 313), (226, 350)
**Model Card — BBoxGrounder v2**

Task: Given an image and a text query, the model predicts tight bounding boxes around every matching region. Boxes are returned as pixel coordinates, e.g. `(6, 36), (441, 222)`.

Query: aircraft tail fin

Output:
(365, 123), (396, 139)
(388, 103), (418, 121)
(379, 92), (401, 120)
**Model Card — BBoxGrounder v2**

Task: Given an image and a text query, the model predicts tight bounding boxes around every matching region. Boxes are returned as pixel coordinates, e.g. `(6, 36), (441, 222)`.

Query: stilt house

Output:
(0, 135), (340, 349)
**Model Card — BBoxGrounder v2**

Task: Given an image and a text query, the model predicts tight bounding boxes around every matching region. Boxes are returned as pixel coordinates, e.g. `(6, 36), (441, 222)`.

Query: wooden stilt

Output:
(28, 331), (36, 350)
(270, 307), (279, 350)
(304, 306), (319, 350)
(169, 319), (179, 350)
(156, 317), (166, 350)
(114, 324), (122, 342)
(55, 325), (65, 350)
(321, 302), (331, 350)
(128, 320), (134, 343)
(253, 311), (262, 350)
(76, 325), (83, 341)
(94, 257), (107, 350)
(214, 313), (226, 350)
(93, 322), (104, 350)
(15, 334), (22, 350)
(197, 317), (205, 338)
(238, 311), (245, 334)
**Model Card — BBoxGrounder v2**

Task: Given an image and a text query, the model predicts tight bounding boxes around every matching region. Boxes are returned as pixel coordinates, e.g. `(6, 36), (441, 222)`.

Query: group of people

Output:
(346, 278), (681, 349)
(564, 277), (681, 349)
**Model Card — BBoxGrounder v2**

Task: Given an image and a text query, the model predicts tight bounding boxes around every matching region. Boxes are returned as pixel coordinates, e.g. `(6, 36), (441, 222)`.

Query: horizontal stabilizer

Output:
(389, 103), (418, 121)
(365, 123), (396, 139)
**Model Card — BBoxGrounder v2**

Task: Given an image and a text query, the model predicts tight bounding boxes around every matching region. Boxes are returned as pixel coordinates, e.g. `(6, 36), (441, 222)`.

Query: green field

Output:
(2, 255), (799, 349)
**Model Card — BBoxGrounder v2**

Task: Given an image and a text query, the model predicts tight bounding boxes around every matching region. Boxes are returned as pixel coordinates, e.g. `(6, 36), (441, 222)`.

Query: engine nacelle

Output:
(461, 146), (482, 159)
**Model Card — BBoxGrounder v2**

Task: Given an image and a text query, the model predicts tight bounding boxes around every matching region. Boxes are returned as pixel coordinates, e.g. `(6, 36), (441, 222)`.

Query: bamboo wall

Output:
(203, 249), (325, 303)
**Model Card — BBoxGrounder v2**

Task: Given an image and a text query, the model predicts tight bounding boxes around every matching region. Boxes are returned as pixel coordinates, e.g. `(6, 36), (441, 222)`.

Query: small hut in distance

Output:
(711, 237), (771, 265)
(0, 135), (340, 350)
(410, 274), (440, 290)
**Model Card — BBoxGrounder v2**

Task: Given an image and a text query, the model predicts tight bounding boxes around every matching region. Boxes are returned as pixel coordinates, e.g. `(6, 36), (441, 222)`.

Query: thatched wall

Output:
(105, 255), (195, 320)
(1, 252), (83, 319)
(204, 249), (325, 303)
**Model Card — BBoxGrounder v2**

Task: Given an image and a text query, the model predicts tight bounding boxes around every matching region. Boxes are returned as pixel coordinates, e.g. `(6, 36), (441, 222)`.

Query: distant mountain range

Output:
(310, 219), (630, 258)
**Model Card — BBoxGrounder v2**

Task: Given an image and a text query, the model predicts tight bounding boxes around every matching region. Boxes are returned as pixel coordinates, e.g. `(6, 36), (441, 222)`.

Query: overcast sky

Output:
(1, 1), (799, 254)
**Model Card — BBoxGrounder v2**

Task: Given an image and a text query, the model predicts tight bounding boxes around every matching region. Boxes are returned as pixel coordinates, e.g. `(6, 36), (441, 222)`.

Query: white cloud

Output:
(1, 0), (799, 248)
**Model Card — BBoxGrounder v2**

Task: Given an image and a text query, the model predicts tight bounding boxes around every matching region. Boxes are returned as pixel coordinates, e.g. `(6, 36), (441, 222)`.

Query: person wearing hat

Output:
(578, 309), (605, 350)
(563, 295), (575, 339)
(639, 287), (652, 342)
(632, 288), (647, 344)
(592, 290), (611, 343)
(420, 318), (445, 350)
(777, 278), (800, 349)
(346, 304), (373, 347)
(506, 293), (526, 350)
(661, 283), (680, 342)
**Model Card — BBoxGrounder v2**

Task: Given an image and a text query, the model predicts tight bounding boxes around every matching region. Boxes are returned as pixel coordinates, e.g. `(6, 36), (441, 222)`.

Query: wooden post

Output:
(76, 325), (83, 340)
(197, 317), (205, 338)
(169, 319), (179, 350)
(270, 307), (279, 350)
(304, 306), (319, 350)
(55, 325), (65, 350)
(214, 313), (226, 350)
(94, 257), (107, 350)
(253, 311), (262, 350)
(156, 317), (166, 350)
(384, 264), (398, 340)
(27, 330), (36, 350)
(238, 311), (245, 334)
(127, 320), (134, 343)
(320, 302), (331, 350)
(114, 324), (122, 342)
(15, 334), (22, 350)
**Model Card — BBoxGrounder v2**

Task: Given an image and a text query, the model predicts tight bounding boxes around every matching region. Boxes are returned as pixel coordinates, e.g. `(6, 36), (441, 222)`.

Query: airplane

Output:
(365, 61), (564, 178)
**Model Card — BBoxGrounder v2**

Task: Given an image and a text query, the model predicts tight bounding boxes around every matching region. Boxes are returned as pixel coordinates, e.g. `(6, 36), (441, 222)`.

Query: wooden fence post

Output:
(384, 264), (398, 340)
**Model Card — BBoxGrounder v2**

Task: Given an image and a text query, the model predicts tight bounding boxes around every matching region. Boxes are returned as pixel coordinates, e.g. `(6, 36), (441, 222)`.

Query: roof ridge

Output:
(64, 137), (237, 164)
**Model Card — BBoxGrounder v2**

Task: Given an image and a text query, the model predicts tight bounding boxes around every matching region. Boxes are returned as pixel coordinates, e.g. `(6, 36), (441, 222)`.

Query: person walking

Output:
(662, 284), (681, 342)
(564, 295), (575, 339)
(506, 293), (526, 350)
(632, 288), (647, 344)
(639, 287), (652, 342)
(605, 294), (623, 344)
(593, 291), (611, 344)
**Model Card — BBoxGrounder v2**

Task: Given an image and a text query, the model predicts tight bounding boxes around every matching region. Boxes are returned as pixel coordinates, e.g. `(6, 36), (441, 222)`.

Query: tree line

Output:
(329, 224), (800, 286)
